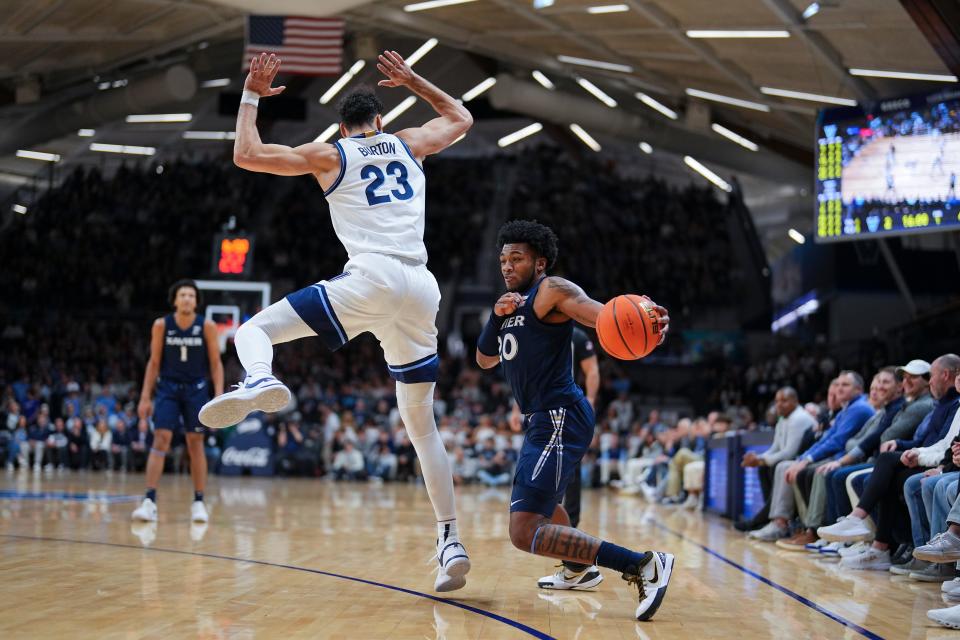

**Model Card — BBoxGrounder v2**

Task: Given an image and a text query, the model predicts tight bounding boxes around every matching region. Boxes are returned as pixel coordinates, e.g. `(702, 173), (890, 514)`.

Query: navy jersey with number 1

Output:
(155, 314), (210, 433)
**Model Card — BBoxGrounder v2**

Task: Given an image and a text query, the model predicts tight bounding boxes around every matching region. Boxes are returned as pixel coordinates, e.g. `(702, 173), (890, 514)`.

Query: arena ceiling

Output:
(0, 0), (955, 257)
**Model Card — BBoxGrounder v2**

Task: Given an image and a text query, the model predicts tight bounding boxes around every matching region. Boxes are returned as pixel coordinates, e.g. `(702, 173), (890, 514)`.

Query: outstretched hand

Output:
(640, 295), (670, 345)
(377, 50), (415, 88)
(244, 52), (287, 97)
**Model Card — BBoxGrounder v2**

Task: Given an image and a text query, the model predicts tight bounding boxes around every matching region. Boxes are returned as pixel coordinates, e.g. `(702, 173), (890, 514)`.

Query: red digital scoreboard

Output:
(212, 233), (254, 277)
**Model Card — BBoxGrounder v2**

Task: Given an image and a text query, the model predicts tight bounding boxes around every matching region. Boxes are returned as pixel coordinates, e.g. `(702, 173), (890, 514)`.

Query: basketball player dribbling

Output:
(476, 220), (675, 621)
(133, 279), (224, 524)
(198, 51), (473, 591)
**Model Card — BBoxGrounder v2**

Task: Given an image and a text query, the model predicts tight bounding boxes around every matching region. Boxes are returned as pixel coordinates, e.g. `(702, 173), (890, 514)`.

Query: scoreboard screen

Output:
(212, 233), (254, 277)
(815, 87), (960, 242)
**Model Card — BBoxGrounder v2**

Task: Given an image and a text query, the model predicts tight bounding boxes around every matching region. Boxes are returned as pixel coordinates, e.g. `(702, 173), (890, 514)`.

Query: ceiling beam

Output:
(18, 0), (67, 35)
(759, 0), (877, 104)
(623, 0), (811, 133)
(0, 30), (165, 43)
(487, 0), (677, 95)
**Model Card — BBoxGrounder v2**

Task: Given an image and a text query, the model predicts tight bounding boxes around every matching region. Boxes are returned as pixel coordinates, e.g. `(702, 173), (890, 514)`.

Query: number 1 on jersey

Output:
(180, 345), (188, 362)
(361, 161), (414, 206)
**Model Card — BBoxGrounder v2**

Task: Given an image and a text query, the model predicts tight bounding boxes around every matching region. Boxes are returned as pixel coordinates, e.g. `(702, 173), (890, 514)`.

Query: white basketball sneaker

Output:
(131, 497), (158, 522)
(199, 375), (291, 428)
(628, 551), (674, 621)
(433, 534), (470, 592)
(538, 564), (604, 590)
(191, 501), (209, 523)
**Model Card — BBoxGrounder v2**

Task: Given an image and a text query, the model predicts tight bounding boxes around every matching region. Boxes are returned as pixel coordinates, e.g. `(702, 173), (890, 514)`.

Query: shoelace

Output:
(622, 568), (647, 602)
(426, 540), (465, 574)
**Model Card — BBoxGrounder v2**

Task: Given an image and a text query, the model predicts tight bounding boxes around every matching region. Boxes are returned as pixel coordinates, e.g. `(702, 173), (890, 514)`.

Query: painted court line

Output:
(1, 533), (554, 640)
(649, 520), (885, 640)
(0, 490), (141, 503)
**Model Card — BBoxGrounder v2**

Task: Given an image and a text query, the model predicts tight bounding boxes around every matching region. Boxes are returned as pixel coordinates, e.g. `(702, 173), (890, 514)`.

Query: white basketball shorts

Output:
(285, 252), (441, 383)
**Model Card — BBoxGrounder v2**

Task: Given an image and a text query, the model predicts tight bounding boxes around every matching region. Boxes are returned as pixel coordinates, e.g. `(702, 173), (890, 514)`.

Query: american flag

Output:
(244, 15), (344, 76)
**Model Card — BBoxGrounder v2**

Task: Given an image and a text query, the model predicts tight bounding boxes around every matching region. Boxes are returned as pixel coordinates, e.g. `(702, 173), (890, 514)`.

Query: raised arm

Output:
(234, 53), (341, 176)
(376, 50), (473, 159)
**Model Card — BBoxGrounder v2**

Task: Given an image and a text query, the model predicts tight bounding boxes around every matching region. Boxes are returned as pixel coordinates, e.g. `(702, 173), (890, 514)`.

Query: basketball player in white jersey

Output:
(198, 51), (473, 592)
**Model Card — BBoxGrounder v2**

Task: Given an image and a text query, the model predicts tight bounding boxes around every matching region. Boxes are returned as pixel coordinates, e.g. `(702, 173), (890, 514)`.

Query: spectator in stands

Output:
(45, 418), (69, 470)
(66, 417), (88, 470)
(662, 418), (710, 508)
(736, 386), (816, 532)
(276, 422), (305, 477)
(449, 446), (476, 485)
(784, 368), (904, 552)
(682, 414), (733, 510)
(645, 409), (668, 435)
(752, 371), (873, 542)
(818, 354), (960, 571)
(111, 420), (131, 471)
(25, 410), (53, 471)
(89, 419), (113, 471)
(478, 449), (511, 487)
(333, 440), (366, 481)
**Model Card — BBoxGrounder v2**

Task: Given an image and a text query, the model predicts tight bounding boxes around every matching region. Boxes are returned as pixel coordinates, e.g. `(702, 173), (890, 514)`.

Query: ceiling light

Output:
(686, 30), (790, 38)
(319, 60), (366, 105)
(686, 88), (770, 112)
(788, 228), (806, 244)
(201, 78), (231, 89)
(636, 93), (678, 120)
(183, 131), (236, 140)
(639, 141), (653, 154)
(406, 38), (438, 66)
(569, 123), (601, 151)
(760, 86), (857, 106)
(404, 0), (476, 11)
(77, 129), (96, 137)
(684, 156), (732, 192)
(89, 143), (156, 156)
(557, 55), (632, 73)
(849, 68), (957, 82)
(382, 96), (417, 125)
(531, 70), (555, 90)
(802, 2), (820, 19)
(711, 123), (759, 151)
(587, 4), (629, 13)
(16, 150), (61, 162)
(498, 123), (543, 147)
(126, 113), (193, 123)
(462, 77), (496, 102)
(576, 77), (617, 107)
(12, 204), (27, 214)
(533, 0), (555, 7)
(315, 123), (340, 142)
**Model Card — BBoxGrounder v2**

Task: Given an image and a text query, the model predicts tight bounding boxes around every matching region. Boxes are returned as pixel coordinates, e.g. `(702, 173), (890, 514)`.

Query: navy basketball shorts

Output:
(510, 397), (596, 518)
(153, 377), (209, 433)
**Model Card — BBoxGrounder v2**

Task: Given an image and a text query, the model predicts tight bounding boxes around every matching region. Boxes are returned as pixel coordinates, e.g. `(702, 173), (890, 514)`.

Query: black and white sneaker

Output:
(626, 551), (674, 621)
(198, 375), (291, 428)
(433, 534), (470, 592)
(538, 564), (604, 590)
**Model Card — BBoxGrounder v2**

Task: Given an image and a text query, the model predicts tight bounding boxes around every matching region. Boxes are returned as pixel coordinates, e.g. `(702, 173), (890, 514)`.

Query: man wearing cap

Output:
(818, 354), (960, 572)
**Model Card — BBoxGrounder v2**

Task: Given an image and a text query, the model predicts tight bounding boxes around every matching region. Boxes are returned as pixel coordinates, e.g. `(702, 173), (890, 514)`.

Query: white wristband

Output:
(240, 90), (260, 108)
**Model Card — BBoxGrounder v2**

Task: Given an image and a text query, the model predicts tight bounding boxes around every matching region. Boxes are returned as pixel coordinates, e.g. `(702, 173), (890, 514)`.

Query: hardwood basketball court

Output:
(0, 473), (944, 639)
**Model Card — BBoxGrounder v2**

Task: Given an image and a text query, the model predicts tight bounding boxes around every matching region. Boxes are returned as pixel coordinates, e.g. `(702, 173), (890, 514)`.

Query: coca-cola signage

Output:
(219, 419), (274, 476)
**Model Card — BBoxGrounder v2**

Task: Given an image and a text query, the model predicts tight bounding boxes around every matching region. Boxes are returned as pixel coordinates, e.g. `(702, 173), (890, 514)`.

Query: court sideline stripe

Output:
(1, 533), (554, 640)
(648, 521), (885, 640)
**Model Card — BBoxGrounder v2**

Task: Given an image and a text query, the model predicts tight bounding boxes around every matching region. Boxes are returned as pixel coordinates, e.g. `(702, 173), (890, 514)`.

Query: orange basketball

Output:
(595, 294), (662, 360)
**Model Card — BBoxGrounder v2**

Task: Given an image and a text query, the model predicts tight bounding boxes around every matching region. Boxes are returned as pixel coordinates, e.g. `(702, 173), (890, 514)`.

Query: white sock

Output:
(438, 519), (458, 542)
(235, 323), (273, 380)
(397, 382), (457, 524)
(235, 298), (316, 381)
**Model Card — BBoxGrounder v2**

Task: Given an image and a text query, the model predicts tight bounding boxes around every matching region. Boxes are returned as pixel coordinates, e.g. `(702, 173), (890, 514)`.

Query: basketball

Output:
(595, 294), (661, 360)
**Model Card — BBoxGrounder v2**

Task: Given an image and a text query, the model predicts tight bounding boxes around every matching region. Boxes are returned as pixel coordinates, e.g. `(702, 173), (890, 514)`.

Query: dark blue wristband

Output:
(477, 312), (500, 356)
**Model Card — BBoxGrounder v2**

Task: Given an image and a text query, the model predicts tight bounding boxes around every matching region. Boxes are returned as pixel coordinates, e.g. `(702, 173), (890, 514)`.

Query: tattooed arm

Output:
(533, 277), (604, 326)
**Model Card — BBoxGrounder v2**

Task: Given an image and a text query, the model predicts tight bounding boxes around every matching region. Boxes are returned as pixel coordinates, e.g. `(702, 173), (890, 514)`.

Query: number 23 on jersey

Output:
(361, 161), (414, 206)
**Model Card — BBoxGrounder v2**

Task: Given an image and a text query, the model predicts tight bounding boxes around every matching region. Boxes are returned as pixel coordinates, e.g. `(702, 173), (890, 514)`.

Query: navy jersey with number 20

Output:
(496, 277), (584, 414)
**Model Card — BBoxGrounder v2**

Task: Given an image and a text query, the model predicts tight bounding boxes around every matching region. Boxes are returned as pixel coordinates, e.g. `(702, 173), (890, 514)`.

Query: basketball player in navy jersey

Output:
(197, 51), (473, 591)
(133, 280), (224, 523)
(476, 220), (675, 621)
